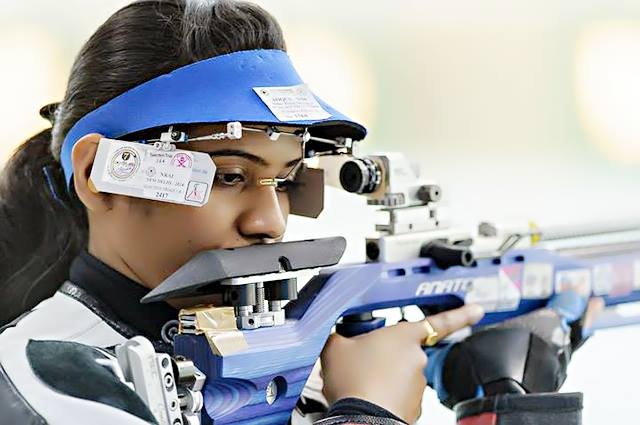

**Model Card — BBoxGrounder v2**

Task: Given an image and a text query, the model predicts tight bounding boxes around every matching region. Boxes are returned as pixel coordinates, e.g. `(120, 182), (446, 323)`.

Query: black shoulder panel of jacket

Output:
(0, 362), (47, 425)
(0, 309), (33, 334)
(26, 339), (157, 424)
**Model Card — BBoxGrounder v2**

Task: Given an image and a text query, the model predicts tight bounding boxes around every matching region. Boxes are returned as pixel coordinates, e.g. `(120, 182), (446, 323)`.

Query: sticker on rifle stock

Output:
(593, 262), (634, 296)
(522, 262), (553, 299)
(611, 262), (634, 296)
(592, 264), (613, 296)
(416, 270), (521, 313)
(497, 265), (522, 310)
(465, 276), (500, 312)
(555, 268), (591, 297)
(91, 138), (216, 206)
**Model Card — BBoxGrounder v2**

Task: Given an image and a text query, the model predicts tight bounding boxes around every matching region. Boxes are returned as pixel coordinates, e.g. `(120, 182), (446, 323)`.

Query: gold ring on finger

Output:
(422, 318), (439, 346)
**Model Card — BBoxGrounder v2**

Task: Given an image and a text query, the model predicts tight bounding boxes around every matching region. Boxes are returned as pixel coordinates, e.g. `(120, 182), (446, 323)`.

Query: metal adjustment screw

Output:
(255, 282), (266, 313)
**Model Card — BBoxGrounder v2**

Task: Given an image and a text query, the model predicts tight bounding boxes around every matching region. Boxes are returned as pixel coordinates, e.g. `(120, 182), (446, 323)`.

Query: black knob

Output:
(265, 278), (298, 301)
(417, 184), (442, 203)
(420, 241), (474, 269)
(223, 284), (257, 306)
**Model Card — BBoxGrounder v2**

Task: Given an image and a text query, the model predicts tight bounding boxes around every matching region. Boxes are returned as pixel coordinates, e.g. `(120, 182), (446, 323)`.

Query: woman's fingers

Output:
(424, 304), (485, 341)
(400, 304), (485, 345)
(582, 297), (605, 332)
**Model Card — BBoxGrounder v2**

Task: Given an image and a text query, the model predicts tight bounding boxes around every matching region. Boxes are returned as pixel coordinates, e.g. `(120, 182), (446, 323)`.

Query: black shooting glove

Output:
(426, 291), (594, 409)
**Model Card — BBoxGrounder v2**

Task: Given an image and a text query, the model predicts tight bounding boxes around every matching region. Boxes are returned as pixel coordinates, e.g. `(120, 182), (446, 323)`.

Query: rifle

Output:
(141, 152), (640, 425)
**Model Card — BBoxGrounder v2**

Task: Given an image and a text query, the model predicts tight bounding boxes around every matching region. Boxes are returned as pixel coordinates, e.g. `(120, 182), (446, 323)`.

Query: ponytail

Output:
(0, 126), (87, 325)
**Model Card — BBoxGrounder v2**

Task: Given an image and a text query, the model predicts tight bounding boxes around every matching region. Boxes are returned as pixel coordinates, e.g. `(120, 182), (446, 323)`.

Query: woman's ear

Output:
(71, 133), (111, 212)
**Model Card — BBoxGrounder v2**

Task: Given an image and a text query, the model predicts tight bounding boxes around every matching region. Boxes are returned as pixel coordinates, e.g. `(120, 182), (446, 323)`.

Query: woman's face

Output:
(75, 124), (303, 290)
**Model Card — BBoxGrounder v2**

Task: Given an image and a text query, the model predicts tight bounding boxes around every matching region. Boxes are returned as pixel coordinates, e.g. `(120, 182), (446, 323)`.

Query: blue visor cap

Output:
(60, 48), (367, 188)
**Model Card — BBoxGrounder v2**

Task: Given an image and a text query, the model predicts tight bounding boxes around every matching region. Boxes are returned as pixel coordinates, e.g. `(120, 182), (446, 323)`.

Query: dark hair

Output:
(0, 0), (286, 325)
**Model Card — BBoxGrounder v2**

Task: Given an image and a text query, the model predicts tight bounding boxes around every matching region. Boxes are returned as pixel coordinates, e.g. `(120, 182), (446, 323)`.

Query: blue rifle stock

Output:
(144, 228), (640, 425)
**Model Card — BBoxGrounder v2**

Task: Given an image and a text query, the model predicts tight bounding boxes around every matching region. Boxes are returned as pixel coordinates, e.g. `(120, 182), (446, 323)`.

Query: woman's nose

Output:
(237, 186), (287, 241)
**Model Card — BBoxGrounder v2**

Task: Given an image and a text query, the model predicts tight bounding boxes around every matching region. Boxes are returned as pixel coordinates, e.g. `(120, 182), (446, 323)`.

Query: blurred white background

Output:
(1, 0), (639, 423)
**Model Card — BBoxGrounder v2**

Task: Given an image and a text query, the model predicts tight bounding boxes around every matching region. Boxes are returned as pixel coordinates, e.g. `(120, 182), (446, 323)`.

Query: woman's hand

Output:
(320, 304), (485, 424)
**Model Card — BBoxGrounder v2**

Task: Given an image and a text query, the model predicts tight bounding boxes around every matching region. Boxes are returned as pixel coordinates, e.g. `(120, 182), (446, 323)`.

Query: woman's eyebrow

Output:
(207, 149), (301, 167)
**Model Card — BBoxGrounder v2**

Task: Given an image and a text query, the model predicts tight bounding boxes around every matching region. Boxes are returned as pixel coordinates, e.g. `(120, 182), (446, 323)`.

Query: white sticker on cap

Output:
(253, 84), (331, 121)
(90, 138), (216, 207)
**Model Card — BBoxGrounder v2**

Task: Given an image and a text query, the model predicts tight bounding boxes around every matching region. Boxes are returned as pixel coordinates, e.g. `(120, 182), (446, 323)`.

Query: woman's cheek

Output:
(186, 190), (240, 248)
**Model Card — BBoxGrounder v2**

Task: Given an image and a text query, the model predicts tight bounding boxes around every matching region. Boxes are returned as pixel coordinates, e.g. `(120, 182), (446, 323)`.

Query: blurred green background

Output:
(1, 1), (639, 423)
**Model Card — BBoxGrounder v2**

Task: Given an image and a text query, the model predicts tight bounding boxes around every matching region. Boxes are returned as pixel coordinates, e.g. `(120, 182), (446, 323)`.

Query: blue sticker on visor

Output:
(60, 49), (367, 189)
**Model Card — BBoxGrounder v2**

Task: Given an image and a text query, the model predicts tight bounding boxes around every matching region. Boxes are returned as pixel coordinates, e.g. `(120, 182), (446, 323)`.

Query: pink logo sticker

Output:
(170, 152), (193, 169)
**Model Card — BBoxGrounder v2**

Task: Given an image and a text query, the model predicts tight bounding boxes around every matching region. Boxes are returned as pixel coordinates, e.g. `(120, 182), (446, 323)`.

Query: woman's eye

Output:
(215, 173), (245, 186)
